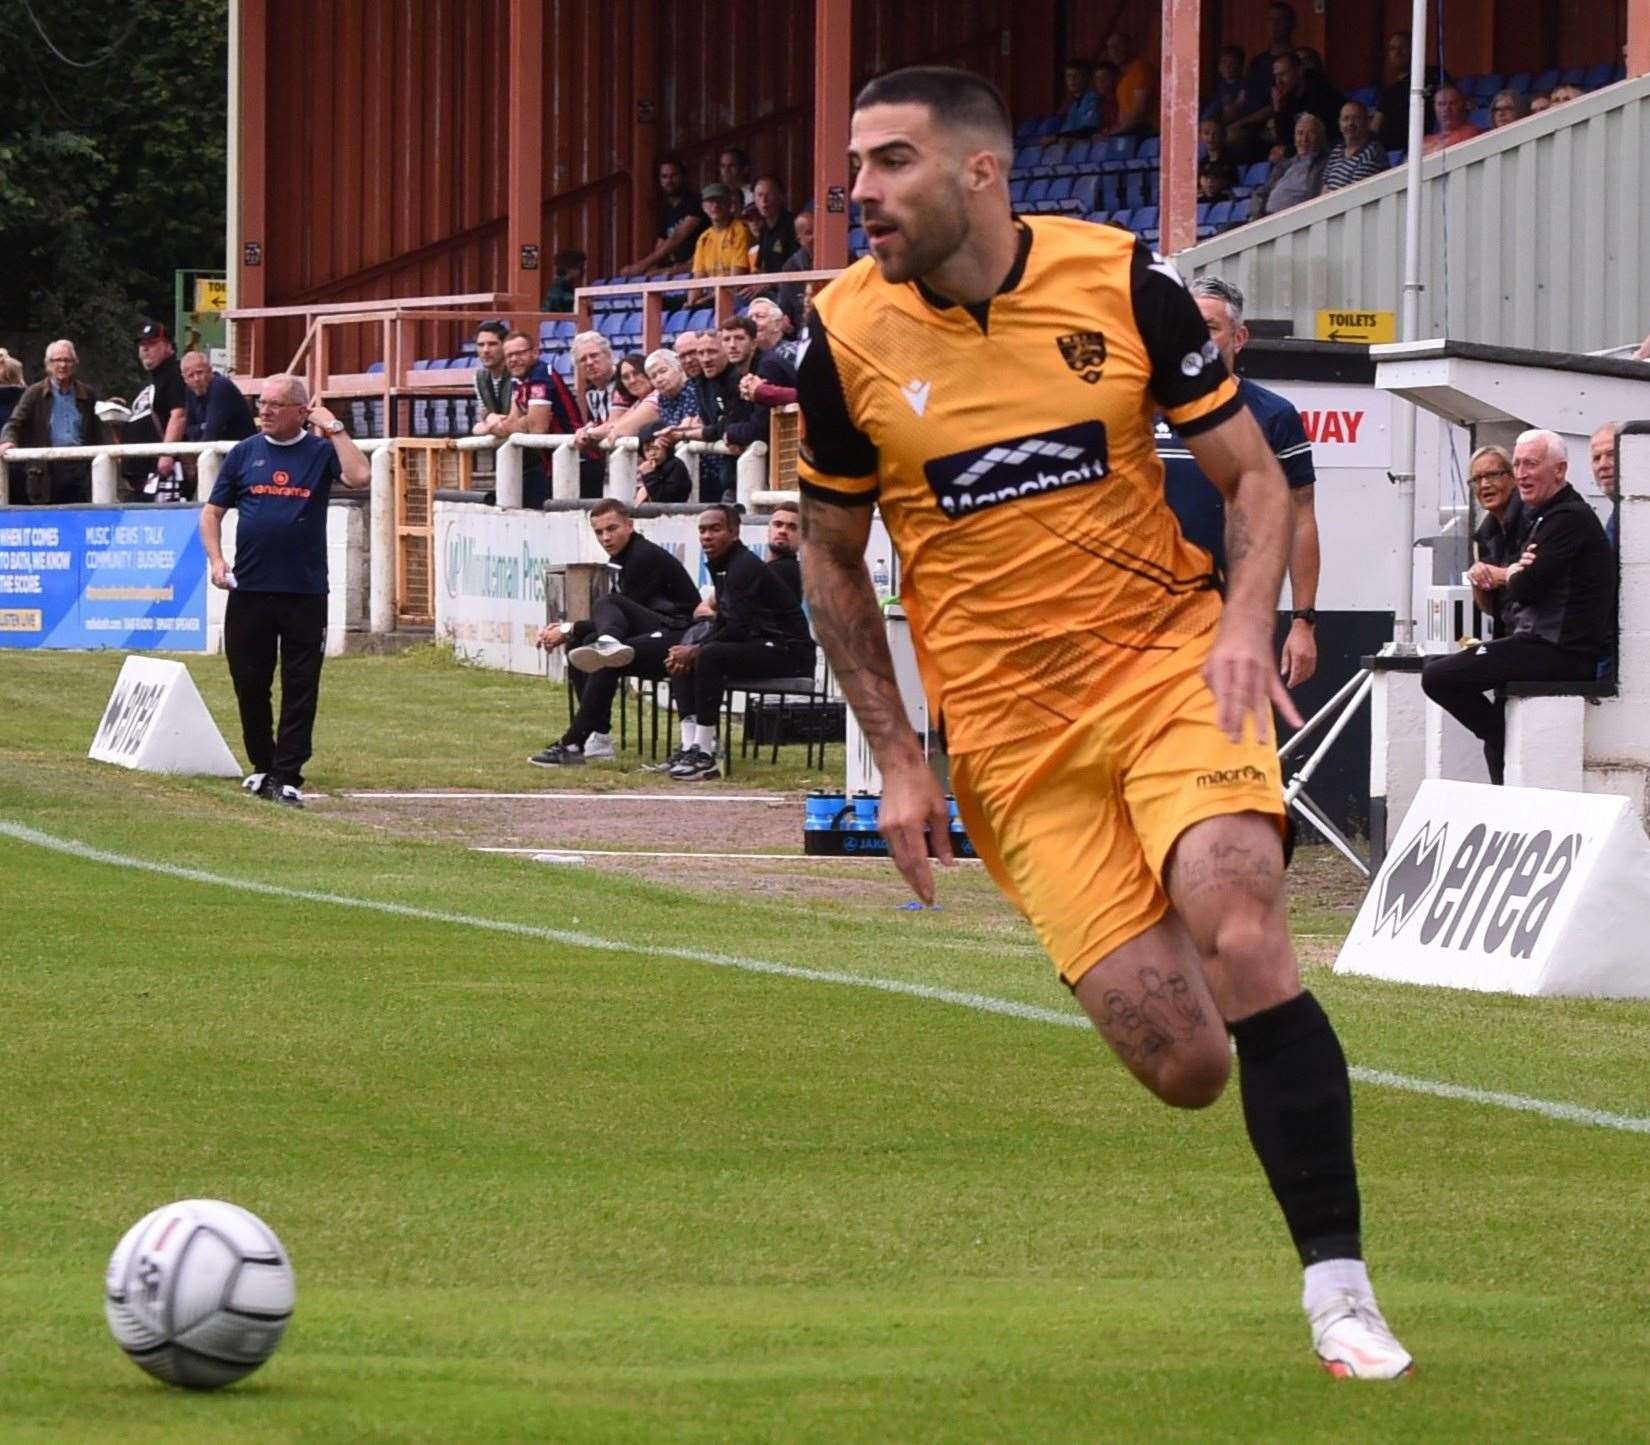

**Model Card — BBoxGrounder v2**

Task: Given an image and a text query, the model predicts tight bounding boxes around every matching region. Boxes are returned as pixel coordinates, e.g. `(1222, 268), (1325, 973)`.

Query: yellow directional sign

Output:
(194, 278), (229, 313)
(1316, 308), (1396, 344)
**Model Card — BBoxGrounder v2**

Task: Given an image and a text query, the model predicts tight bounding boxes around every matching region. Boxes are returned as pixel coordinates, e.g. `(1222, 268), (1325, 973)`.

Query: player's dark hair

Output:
(476, 320), (508, 341)
(552, 248), (586, 274)
(701, 502), (742, 530)
(590, 497), (632, 521)
(770, 501), (800, 519)
(658, 153), (687, 174)
(719, 315), (757, 339)
(720, 145), (751, 168)
(853, 67), (1014, 156)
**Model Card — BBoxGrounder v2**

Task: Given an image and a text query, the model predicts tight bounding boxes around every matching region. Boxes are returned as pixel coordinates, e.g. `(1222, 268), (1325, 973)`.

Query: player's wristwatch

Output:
(1291, 608), (1318, 626)
(320, 418), (345, 435)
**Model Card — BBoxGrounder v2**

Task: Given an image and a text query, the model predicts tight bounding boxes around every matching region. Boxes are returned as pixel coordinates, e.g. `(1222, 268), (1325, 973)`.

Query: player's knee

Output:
(1149, 1042), (1231, 1110)
(1208, 904), (1280, 975)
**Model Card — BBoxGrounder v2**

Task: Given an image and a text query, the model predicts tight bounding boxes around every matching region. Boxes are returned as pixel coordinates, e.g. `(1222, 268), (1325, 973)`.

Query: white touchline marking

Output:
(343, 792), (790, 804)
(5, 819), (1648, 1137)
(474, 845), (984, 863)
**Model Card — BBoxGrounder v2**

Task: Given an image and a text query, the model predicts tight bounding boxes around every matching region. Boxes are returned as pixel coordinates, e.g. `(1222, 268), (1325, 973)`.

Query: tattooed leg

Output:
(1073, 913), (1230, 1109)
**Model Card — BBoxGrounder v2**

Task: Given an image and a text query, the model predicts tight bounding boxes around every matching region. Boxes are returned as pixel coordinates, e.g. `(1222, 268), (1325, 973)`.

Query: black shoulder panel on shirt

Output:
(796, 319), (880, 480)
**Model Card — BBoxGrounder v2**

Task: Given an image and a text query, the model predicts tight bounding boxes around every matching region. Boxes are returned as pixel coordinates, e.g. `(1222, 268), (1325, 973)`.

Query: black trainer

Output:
(529, 742), (586, 767)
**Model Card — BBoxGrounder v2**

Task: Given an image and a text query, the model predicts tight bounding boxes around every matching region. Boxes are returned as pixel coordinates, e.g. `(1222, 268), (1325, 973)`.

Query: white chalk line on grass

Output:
(474, 845), (984, 863)
(343, 791), (788, 804)
(5, 818), (1648, 1137)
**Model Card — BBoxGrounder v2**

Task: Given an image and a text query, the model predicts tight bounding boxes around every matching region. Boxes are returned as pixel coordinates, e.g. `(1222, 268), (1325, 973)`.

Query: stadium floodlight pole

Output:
(1385, 0), (1430, 655)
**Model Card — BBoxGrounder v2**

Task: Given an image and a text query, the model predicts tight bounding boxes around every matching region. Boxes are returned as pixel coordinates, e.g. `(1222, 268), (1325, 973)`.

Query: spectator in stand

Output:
(1198, 160), (1238, 202)
(122, 321), (190, 503)
(619, 155), (705, 278)
(0, 349), (25, 434)
(1549, 83), (1584, 106)
(1255, 114), (1328, 214)
(1591, 421), (1622, 551)
(531, 498), (701, 766)
(1422, 429), (1616, 784)
(581, 348), (701, 453)
(482, 330), (581, 508)
(716, 313), (794, 462)
(1269, 49), (1343, 153)
(746, 298), (800, 368)
(1295, 47), (1326, 78)
(750, 176), (799, 274)
(678, 327), (741, 501)
(1463, 444), (1524, 635)
(1489, 89), (1529, 127)
(664, 503), (815, 780)
(634, 425), (693, 505)
(690, 184), (756, 305)
(765, 502), (803, 601)
(181, 351), (255, 445)
(0, 338), (108, 503)
(1376, 31), (1443, 151)
(673, 331), (704, 381)
(1105, 32), (1156, 135)
(1423, 85), (1480, 154)
(777, 208), (815, 329)
(1528, 92), (1553, 114)
(470, 320), (512, 435)
(1321, 100), (1388, 190)
(1058, 60), (1099, 136)
(719, 146), (756, 212)
(617, 352), (653, 407)
(569, 330), (633, 495)
(1204, 45), (1247, 124)
(1087, 60), (1122, 137)
(541, 248), (586, 312)
(1236, 1), (1300, 135)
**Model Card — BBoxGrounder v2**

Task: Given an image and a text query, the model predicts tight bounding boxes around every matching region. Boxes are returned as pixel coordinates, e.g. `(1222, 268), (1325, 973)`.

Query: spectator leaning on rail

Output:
(201, 374), (370, 809)
(181, 351), (256, 445)
(1462, 444), (1524, 638)
(0, 349), (24, 433)
(121, 321), (190, 503)
(0, 338), (108, 504)
(576, 348), (702, 456)
(634, 425), (693, 505)
(674, 327), (742, 502)
(1489, 89), (1529, 127)
(1421, 429), (1616, 785)
(570, 330), (634, 497)
(531, 498), (701, 767)
(480, 330), (580, 508)
(470, 321), (512, 434)
(1254, 113), (1328, 215)
(1321, 101), (1388, 191)
(619, 154), (705, 278)
(664, 502), (816, 781)
(1590, 421), (1621, 551)
(1155, 276), (1321, 687)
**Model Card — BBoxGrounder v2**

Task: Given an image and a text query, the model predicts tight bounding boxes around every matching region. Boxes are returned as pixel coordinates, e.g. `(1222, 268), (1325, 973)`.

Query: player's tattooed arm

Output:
(801, 495), (954, 903)
(1181, 406), (1302, 741)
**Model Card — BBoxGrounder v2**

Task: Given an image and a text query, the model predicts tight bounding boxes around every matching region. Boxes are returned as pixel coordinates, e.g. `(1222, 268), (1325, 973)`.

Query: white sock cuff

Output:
(1302, 1257), (1372, 1313)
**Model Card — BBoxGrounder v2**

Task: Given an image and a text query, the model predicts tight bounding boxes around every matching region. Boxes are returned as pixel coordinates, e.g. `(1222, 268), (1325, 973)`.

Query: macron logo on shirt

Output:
(901, 379), (931, 417)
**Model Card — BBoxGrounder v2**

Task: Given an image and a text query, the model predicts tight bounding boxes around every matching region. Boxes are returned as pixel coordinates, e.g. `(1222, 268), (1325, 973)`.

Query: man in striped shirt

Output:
(1321, 100), (1389, 192)
(1156, 276), (1322, 686)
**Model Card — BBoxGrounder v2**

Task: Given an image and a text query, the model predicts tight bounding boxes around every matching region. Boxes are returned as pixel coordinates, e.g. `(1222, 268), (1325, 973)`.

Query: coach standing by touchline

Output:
(200, 374), (370, 808)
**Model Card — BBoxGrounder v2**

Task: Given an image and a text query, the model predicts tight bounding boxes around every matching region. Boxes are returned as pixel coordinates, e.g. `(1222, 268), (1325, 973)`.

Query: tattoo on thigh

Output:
(1097, 967), (1208, 1064)
(1173, 841), (1275, 900)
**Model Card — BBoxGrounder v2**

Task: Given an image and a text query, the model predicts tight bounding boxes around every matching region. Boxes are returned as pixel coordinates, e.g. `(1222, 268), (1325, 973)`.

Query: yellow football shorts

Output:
(950, 631), (1287, 987)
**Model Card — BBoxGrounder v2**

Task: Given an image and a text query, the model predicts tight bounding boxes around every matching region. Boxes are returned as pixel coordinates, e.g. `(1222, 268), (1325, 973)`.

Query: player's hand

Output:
(1280, 619), (1318, 689)
(1205, 617), (1302, 744)
(1465, 561), (1503, 589)
(878, 757), (954, 906)
(537, 623), (567, 650)
(665, 643), (699, 675)
(209, 558), (232, 590)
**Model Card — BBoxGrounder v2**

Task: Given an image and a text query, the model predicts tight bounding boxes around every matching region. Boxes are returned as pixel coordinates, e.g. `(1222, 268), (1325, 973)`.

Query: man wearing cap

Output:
(121, 321), (190, 501)
(689, 183), (756, 306)
(0, 338), (109, 503)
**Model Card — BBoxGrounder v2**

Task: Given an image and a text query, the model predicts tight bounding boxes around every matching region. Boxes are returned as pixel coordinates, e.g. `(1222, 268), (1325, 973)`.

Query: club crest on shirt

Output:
(1056, 331), (1107, 384)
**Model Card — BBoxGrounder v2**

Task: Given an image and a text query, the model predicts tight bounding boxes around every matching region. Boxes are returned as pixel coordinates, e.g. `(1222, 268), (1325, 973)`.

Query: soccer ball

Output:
(104, 1199), (296, 1389)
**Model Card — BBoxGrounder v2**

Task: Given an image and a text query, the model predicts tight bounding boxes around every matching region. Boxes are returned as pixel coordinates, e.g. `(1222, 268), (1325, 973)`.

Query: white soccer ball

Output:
(104, 1199), (296, 1389)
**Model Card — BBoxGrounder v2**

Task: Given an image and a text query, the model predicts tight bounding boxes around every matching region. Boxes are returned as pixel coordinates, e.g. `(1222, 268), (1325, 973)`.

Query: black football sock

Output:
(1228, 990), (1362, 1265)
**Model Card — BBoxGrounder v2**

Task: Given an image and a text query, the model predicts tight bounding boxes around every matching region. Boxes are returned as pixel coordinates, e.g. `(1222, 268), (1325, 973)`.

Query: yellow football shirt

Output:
(797, 217), (1241, 753)
(692, 220), (757, 277)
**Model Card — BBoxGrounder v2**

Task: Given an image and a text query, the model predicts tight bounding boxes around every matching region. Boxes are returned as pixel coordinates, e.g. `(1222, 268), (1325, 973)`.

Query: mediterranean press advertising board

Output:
(1336, 780), (1650, 998)
(0, 507), (209, 650)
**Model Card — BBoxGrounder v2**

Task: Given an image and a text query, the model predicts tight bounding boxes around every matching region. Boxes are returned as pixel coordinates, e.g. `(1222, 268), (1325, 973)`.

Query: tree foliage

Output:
(0, 0), (227, 391)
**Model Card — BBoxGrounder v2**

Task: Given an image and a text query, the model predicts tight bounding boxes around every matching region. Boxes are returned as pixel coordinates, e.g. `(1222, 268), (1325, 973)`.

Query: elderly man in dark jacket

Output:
(0, 339), (108, 503)
(1423, 429), (1615, 783)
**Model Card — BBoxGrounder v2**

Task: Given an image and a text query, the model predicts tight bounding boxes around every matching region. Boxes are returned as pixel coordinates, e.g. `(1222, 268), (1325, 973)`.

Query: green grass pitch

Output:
(2, 648), (1648, 1442)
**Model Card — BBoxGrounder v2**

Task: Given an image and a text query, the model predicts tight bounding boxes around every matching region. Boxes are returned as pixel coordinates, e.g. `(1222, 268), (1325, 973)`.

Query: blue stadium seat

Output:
(1207, 199), (1234, 229)
(1073, 174), (1102, 213)
(1584, 62), (1614, 88)
(1111, 208), (1135, 232)
(663, 311), (687, 336)
(1032, 113), (1060, 139)
(1013, 144), (1041, 173)
(1014, 119), (1039, 145)
(1454, 74), (1479, 97)
(1470, 108), (1491, 130)
(1097, 172), (1122, 212)
(1387, 149), (1405, 168)
(1123, 171), (1148, 210)
(1240, 161), (1270, 187)
(597, 314), (623, 338)
(848, 225), (867, 251)
(1229, 197), (1252, 224)
(1023, 177), (1052, 208)
(1031, 142), (1067, 177)
(1560, 65), (1587, 86)
(686, 307), (713, 330)
(1506, 71), (1532, 93)
(550, 352), (574, 378)
(1532, 68), (1561, 92)
(1350, 85), (1379, 107)
(1009, 177), (1029, 204)
(1133, 206), (1159, 244)
(538, 321), (558, 344)
(1043, 176), (1076, 212)
(1098, 134), (1139, 171)
(1083, 210), (1107, 225)
(1053, 139), (1095, 175)
(555, 320), (577, 340)
(1472, 73), (1504, 99)
(411, 359), (433, 370)
(1128, 136), (1161, 172)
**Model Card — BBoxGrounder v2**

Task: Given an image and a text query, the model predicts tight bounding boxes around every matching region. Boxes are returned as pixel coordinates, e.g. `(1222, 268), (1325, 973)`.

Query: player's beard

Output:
(870, 178), (972, 285)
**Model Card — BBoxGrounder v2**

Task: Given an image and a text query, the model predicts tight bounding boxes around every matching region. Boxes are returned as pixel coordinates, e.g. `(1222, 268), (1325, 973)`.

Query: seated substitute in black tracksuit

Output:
(1423, 475), (1614, 784)
(667, 507), (814, 776)
(535, 505), (700, 764)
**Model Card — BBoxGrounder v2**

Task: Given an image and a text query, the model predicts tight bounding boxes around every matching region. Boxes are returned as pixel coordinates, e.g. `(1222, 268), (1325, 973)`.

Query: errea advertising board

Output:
(1336, 780), (1650, 998)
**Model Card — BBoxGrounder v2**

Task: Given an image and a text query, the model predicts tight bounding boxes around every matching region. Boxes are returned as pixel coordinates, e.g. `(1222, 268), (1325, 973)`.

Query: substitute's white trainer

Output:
(582, 731), (616, 760)
(568, 636), (635, 673)
(1310, 1293), (1414, 1379)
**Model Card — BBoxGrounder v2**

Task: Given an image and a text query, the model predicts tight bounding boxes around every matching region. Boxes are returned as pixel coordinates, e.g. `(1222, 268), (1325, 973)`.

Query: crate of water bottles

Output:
(802, 791), (975, 858)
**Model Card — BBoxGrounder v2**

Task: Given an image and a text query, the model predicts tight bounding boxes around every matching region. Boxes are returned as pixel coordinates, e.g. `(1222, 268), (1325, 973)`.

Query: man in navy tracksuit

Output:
(200, 374), (371, 807)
